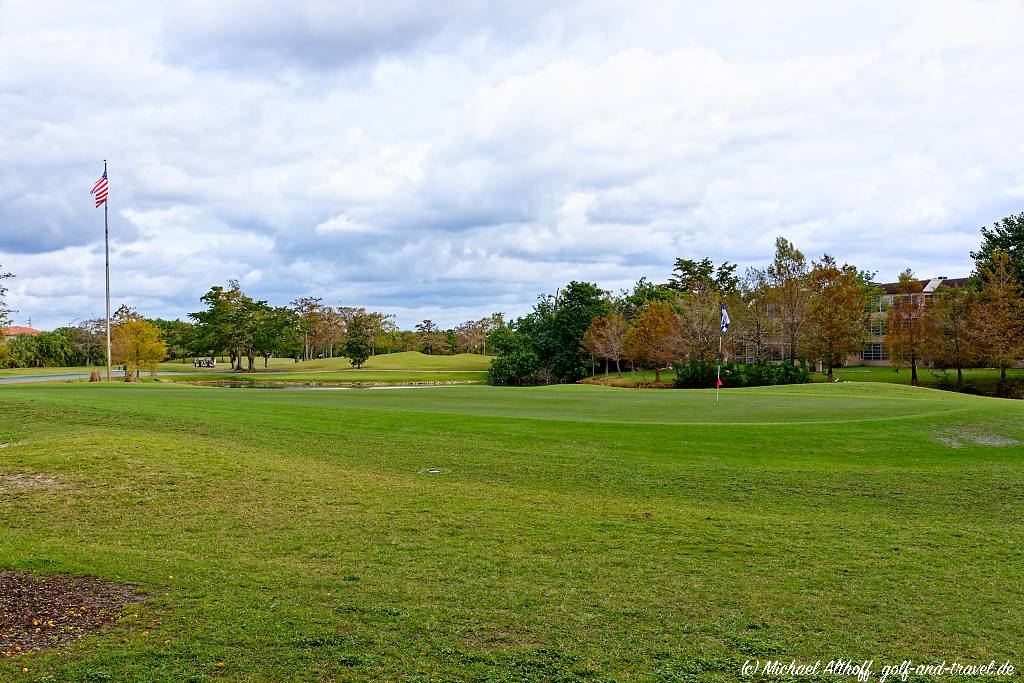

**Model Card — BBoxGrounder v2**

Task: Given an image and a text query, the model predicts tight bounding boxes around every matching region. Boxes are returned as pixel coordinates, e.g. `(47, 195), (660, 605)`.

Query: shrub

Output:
(673, 361), (810, 388)
(489, 348), (541, 386)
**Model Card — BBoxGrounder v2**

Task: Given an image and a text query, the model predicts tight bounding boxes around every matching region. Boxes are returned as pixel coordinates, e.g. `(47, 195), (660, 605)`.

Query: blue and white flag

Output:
(720, 303), (730, 333)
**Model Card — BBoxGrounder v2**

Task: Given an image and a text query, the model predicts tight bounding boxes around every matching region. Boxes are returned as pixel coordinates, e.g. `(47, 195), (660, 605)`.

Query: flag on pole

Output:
(720, 303), (730, 333)
(716, 377), (723, 388)
(91, 171), (108, 208)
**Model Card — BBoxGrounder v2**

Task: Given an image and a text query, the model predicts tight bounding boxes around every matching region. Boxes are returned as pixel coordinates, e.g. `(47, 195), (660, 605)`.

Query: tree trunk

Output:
(615, 358), (621, 378)
(655, 367), (661, 384)
(604, 358), (609, 378)
(827, 366), (833, 383)
(956, 365), (963, 391)
(264, 355), (270, 368)
(910, 357), (918, 387)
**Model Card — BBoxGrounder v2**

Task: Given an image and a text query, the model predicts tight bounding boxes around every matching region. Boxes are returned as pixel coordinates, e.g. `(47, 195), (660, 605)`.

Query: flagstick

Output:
(103, 160), (112, 383)
(716, 333), (722, 404)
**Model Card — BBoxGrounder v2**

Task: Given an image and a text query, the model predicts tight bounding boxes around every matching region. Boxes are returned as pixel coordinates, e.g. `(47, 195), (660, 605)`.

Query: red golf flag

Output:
(716, 378), (723, 388)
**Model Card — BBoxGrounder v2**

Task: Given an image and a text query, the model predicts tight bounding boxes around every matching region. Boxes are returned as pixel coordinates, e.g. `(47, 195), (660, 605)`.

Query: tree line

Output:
(488, 214), (1024, 394)
(1, 213), (1021, 390)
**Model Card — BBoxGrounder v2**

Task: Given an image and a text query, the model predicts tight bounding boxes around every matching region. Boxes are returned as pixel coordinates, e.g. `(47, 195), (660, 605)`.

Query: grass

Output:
(1, 382), (1022, 681)
(157, 351), (493, 374)
(586, 366), (1024, 393)
(160, 371), (489, 386)
(0, 352), (493, 380)
(813, 365), (1024, 386)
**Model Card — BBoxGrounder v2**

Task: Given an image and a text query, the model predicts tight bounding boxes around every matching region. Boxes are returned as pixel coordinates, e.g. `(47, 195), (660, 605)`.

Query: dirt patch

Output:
(963, 432), (1021, 447)
(933, 431), (1021, 448)
(1, 571), (144, 657)
(0, 473), (59, 493)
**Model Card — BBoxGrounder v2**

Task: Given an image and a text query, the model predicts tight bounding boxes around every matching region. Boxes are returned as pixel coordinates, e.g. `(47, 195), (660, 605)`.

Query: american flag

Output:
(91, 170), (108, 208)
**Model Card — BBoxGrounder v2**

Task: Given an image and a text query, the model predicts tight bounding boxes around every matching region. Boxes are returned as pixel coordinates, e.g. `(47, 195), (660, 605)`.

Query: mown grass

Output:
(0, 352), (492, 380)
(586, 366), (1024, 393)
(160, 370), (489, 386)
(158, 351), (493, 374)
(1, 382), (1022, 681)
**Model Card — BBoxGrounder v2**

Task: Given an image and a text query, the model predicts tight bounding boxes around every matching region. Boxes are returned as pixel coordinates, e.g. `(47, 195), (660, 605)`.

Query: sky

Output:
(2, 0), (1024, 330)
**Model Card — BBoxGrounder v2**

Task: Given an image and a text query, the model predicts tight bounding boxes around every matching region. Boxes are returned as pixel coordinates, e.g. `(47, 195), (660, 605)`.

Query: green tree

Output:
(971, 213), (1024, 285)
(803, 254), (870, 382)
(523, 281), (610, 383)
(666, 258), (739, 294)
(619, 277), (672, 320)
(149, 318), (196, 362)
(343, 313), (373, 368)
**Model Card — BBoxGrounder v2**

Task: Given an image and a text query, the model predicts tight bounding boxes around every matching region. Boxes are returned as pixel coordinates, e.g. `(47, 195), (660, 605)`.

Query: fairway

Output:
(1, 382), (1022, 681)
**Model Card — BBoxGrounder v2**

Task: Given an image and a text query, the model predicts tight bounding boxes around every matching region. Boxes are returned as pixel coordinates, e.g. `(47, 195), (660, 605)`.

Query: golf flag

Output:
(91, 170), (109, 208)
(717, 377), (723, 388)
(720, 303), (730, 333)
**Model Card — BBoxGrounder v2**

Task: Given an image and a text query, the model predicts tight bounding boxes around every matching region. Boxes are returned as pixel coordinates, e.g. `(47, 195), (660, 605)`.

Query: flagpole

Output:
(104, 160), (111, 383)
(716, 333), (722, 404)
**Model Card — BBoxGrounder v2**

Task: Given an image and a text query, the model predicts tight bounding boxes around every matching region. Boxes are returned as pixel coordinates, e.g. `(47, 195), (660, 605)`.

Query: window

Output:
(861, 343), (887, 361)
(867, 319), (885, 336)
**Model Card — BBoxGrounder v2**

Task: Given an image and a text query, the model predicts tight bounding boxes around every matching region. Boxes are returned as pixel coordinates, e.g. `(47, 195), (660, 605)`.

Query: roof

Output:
(1, 326), (43, 336)
(878, 277), (969, 295)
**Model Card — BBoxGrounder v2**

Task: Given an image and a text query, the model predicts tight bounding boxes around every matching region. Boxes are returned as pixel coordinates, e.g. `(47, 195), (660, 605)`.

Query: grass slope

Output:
(1, 382), (1022, 681)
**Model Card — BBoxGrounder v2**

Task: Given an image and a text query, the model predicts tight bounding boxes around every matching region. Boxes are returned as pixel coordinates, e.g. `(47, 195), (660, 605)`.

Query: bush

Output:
(673, 361), (810, 389)
(489, 348), (541, 386)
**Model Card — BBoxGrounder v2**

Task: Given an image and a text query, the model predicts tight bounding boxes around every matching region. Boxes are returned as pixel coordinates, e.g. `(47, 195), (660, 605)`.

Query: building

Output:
(1, 326), (43, 339)
(856, 276), (968, 366)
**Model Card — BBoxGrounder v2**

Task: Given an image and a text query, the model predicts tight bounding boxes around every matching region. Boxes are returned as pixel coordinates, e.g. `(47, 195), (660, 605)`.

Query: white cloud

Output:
(2, 0), (1023, 329)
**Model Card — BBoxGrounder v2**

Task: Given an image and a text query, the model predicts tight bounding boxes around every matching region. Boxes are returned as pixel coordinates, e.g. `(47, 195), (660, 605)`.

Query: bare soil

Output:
(1, 571), (144, 658)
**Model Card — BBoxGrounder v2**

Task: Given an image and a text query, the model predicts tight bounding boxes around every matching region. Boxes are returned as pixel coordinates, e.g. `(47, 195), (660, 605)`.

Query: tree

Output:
(925, 286), (975, 391)
(619, 277), (673, 320)
(666, 257), (738, 295)
(767, 237), (810, 363)
(971, 250), (1024, 388)
(675, 289), (725, 365)
(343, 313), (373, 368)
(0, 262), (13, 329)
(112, 319), (168, 381)
(416, 320), (445, 355)
(972, 213), (1024, 285)
(803, 254), (870, 382)
(624, 301), (679, 384)
(525, 281), (610, 383)
(487, 323), (540, 386)
(582, 312), (626, 377)
(885, 270), (928, 387)
(734, 268), (776, 364)
(291, 297), (324, 361)
(149, 318), (195, 362)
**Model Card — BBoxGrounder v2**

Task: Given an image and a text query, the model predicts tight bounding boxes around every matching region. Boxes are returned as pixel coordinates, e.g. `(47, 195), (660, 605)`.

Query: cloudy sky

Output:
(2, 1), (1023, 329)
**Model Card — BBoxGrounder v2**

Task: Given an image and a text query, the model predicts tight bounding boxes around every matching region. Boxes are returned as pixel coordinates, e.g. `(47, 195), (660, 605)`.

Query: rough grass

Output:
(0, 382), (1022, 681)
